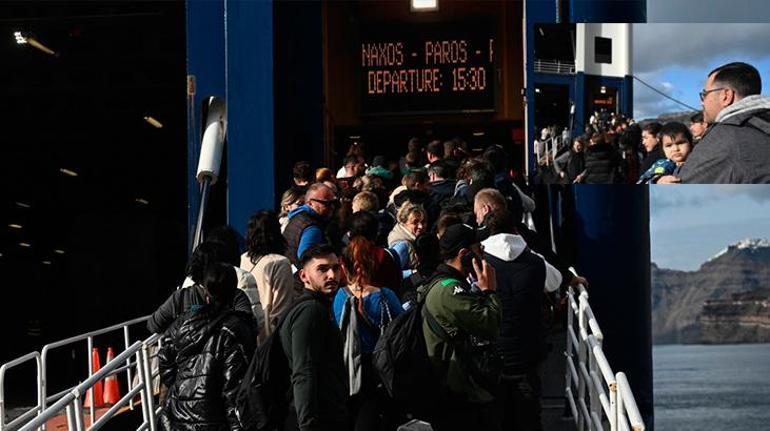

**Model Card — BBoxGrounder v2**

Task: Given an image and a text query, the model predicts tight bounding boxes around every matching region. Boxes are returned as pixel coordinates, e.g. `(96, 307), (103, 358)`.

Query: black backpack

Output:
(372, 279), (441, 419)
(235, 296), (313, 431)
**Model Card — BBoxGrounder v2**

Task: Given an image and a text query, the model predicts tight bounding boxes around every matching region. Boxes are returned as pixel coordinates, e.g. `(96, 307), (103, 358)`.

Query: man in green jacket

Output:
(422, 223), (502, 431)
(279, 244), (348, 431)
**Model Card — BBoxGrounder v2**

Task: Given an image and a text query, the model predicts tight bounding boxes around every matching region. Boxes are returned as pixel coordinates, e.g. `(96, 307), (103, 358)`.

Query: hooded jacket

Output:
(147, 284), (254, 335)
(679, 95), (770, 183)
(158, 306), (257, 431)
(482, 233), (561, 372)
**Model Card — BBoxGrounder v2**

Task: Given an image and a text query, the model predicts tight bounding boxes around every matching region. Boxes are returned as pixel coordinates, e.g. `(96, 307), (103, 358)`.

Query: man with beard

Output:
(278, 244), (348, 431)
(679, 62), (770, 183)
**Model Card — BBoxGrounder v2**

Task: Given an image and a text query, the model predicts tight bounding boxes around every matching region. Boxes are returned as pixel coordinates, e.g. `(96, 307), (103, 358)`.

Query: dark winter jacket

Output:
(429, 179), (457, 208)
(158, 306), (257, 431)
(147, 284), (254, 334)
(278, 289), (348, 431)
(679, 95), (770, 184)
(283, 205), (328, 268)
(583, 143), (621, 184)
(565, 151), (585, 183)
(482, 234), (561, 372)
(421, 264), (501, 403)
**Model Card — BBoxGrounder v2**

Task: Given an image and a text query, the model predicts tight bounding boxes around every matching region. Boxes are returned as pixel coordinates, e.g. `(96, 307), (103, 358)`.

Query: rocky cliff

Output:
(652, 239), (770, 344)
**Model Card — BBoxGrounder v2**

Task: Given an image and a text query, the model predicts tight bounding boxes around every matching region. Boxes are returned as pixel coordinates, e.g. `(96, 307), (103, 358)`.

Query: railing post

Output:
(609, 380), (618, 431)
(141, 342), (157, 431)
(86, 336), (95, 426)
(124, 325), (134, 410)
(65, 401), (76, 431)
(73, 395), (86, 431)
(577, 336), (587, 430)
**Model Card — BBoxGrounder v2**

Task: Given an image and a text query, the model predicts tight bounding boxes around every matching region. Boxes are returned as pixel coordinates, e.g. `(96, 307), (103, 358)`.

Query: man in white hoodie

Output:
(479, 208), (561, 431)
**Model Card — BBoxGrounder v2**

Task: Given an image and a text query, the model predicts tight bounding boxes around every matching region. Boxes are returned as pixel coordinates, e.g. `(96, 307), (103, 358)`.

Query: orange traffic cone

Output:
(84, 347), (104, 408)
(103, 347), (121, 405)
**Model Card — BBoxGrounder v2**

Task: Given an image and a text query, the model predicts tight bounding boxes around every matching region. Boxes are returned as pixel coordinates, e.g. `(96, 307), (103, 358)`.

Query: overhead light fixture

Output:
(144, 116), (163, 128)
(538, 27), (545, 37)
(14, 31), (57, 56)
(349, 135), (361, 140)
(8, 223), (23, 229)
(54, 249), (65, 255)
(411, 0), (438, 12)
(15, 201), (31, 208)
(19, 242), (31, 248)
(473, 132), (485, 137)
(535, 88), (541, 93)
(135, 198), (149, 205)
(60, 168), (78, 177)
(600, 86), (607, 94)
(42, 260), (52, 265)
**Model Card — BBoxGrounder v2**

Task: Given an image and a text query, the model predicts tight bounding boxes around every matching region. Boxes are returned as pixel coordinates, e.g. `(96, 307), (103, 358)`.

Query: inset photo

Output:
(651, 185), (770, 430)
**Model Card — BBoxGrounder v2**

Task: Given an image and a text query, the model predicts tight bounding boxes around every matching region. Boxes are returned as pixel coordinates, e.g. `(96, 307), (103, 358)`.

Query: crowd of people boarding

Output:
(147, 135), (588, 431)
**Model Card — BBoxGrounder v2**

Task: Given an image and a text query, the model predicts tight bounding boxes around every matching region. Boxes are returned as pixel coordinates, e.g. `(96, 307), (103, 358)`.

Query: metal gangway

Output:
(0, 318), (163, 431)
(2, 284), (647, 431)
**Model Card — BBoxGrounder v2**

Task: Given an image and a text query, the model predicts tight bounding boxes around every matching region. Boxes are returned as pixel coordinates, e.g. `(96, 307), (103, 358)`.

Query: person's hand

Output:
(656, 175), (681, 184)
(473, 257), (497, 292)
(570, 275), (588, 287)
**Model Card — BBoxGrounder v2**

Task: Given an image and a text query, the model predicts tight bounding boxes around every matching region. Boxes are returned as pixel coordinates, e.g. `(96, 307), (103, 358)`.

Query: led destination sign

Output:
(359, 23), (496, 114)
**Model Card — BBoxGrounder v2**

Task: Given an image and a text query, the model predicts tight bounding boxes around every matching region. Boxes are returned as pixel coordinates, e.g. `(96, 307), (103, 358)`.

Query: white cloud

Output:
(633, 24), (770, 75)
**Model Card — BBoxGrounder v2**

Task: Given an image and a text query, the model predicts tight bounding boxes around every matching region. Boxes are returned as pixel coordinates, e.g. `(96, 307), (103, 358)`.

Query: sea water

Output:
(654, 343), (770, 430)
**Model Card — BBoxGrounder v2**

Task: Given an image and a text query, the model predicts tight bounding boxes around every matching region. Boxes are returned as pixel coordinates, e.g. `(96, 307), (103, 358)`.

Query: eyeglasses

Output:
(699, 87), (726, 101)
(310, 198), (337, 207)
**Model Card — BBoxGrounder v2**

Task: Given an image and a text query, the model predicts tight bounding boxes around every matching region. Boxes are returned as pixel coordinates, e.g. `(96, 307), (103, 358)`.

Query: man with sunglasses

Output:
(283, 182), (338, 269)
(677, 62), (770, 183)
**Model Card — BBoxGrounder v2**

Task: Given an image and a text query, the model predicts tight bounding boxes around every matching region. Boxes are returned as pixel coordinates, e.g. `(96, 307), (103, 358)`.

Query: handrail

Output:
(17, 342), (143, 431)
(0, 352), (42, 431)
(39, 316), (150, 428)
(565, 280), (646, 431)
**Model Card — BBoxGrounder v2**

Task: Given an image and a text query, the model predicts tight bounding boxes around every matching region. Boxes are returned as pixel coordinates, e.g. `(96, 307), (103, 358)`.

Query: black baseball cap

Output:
(439, 223), (484, 259)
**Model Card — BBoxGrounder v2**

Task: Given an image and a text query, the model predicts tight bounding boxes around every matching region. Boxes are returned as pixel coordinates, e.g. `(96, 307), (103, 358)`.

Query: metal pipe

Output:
(192, 179), (211, 251)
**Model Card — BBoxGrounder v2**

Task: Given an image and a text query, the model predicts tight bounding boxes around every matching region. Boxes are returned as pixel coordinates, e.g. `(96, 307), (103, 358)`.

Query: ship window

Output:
(595, 37), (612, 64)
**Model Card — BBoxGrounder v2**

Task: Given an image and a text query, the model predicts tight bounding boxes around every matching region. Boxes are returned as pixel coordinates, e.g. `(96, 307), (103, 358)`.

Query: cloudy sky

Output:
(650, 186), (770, 271)
(633, 0), (770, 119)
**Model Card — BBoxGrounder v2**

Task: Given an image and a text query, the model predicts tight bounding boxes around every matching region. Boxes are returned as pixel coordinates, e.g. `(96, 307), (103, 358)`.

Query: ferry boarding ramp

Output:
(1, 279), (644, 431)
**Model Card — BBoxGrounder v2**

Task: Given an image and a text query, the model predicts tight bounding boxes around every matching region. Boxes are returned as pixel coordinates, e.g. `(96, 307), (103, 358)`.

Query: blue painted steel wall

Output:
(186, 0), (275, 240)
(573, 185), (654, 429)
(186, 0), (226, 249)
(225, 0), (275, 236)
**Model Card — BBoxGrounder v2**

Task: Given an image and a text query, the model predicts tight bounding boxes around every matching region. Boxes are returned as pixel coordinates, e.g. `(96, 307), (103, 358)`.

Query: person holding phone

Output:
(421, 223), (502, 431)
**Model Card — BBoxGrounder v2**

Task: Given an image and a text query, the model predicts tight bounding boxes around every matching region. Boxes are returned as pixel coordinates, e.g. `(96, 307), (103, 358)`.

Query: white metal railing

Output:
(535, 135), (563, 166)
(534, 59), (576, 75)
(1, 317), (161, 431)
(565, 283), (645, 431)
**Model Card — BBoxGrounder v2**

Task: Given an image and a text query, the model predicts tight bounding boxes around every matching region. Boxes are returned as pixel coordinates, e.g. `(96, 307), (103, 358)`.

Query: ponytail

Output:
(344, 235), (376, 314)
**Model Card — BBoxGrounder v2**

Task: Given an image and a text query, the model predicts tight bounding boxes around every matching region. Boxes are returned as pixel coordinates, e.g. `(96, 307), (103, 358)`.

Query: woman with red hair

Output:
(333, 215), (403, 431)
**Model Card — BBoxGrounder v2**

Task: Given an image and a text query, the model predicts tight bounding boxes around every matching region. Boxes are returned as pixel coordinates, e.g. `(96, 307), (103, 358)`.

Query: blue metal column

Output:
(573, 185), (653, 429)
(225, 0), (275, 235)
(187, 0), (275, 239)
(186, 0), (226, 250)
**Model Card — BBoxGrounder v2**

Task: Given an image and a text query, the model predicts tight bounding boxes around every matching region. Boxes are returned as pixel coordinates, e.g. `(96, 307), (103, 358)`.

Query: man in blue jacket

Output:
(283, 183), (337, 269)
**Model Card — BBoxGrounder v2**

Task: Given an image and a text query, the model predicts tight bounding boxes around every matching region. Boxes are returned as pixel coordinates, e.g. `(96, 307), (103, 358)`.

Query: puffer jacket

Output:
(679, 95), (770, 184)
(158, 306), (257, 431)
(583, 143), (620, 184)
(147, 284), (254, 334)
